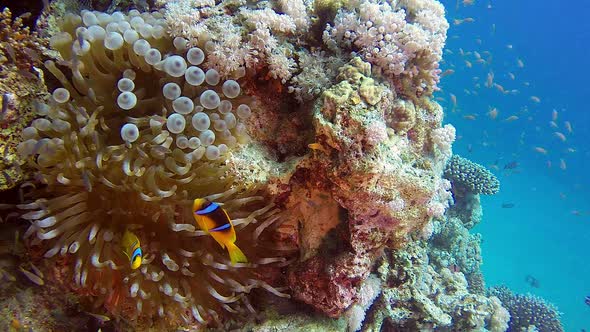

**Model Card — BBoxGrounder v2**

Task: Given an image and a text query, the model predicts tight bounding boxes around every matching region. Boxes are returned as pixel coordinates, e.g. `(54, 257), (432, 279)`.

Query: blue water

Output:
(438, 1), (590, 330)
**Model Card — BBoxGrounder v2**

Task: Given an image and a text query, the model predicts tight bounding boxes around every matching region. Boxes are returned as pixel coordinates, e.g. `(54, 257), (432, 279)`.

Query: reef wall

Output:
(0, 0), (564, 331)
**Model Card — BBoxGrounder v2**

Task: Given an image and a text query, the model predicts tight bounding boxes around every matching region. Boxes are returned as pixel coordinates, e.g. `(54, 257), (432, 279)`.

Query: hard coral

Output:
(288, 49), (344, 103)
(428, 216), (483, 285)
(284, 57), (454, 317)
(444, 155), (500, 195)
(489, 286), (564, 332)
(0, 8), (44, 69)
(363, 242), (509, 332)
(16, 9), (291, 329)
(0, 7), (48, 192)
(322, 0), (448, 96)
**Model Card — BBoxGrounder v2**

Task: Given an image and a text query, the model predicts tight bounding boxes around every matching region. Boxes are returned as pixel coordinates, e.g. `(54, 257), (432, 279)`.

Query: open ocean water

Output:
(438, 1), (590, 330)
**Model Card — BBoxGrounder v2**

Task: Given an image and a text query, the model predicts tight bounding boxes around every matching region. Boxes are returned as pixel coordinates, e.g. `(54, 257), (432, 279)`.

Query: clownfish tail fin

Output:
(226, 242), (248, 265)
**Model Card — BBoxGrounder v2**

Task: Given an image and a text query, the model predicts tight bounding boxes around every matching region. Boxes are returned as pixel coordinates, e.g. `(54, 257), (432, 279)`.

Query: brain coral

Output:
(444, 155), (500, 195)
(15, 9), (292, 328)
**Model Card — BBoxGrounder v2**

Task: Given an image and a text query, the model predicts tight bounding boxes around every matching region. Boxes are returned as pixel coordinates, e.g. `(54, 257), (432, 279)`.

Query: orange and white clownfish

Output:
(121, 230), (142, 270)
(192, 198), (248, 265)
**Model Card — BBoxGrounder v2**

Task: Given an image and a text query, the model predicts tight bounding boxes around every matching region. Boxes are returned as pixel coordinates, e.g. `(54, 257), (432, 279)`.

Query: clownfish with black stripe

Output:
(121, 230), (142, 270)
(193, 198), (248, 265)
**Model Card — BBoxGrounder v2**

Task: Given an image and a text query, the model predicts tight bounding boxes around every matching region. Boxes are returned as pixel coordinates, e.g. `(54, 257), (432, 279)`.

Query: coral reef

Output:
(323, 0), (449, 96)
(245, 310), (347, 332)
(489, 286), (564, 332)
(0, 8), (45, 69)
(343, 273), (381, 332)
(9, 0), (457, 327)
(444, 154), (500, 196)
(0, 0), (554, 331)
(0, 8), (47, 191)
(444, 155), (498, 229)
(284, 56), (454, 318)
(363, 241), (510, 332)
(429, 217), (483, 283)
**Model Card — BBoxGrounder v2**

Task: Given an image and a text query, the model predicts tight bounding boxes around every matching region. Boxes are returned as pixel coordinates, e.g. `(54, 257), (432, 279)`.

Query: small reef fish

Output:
(571, 210), (587, 217)
(121, 230), (142, 270)
(552, 109), (559, 121)
(441, 69), (455, 77)
(494, 83), (505, 94)
(533, 146), (548, 155)
(485, 71), (494, 88)
(501, 203), (515, 209)
(487, 107), (498, 120)
(554, 132), (567, 142)
(559, 159), (567, 171)
(525, 275), (540, 288)
(453, 17), (475, 25)
(564, 121), (573, 134)
(85, 312), (111, 325)
(585, 295), (590, 307)
(530, 96), (541, 103)
(308, 142), (329, 154)
(193, 198), (248, 264)
(504, 115), (519, 122)
(504, 161), (519, 170)
(517, 58), (525, 68)
(463, 114), (477, 120)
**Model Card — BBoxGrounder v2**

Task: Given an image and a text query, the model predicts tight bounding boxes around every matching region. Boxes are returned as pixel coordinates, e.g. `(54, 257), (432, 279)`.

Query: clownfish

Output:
(121, 230), (142, 270)
(193, 198), (248, 265)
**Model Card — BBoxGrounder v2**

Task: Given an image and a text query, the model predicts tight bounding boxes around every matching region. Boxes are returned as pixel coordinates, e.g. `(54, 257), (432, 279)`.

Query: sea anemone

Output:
(16, 9), (292, 328)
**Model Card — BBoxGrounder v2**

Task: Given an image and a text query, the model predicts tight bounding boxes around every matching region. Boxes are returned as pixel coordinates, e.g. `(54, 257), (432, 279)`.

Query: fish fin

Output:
(226, 242), (248, 265)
